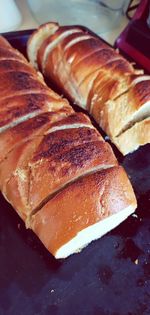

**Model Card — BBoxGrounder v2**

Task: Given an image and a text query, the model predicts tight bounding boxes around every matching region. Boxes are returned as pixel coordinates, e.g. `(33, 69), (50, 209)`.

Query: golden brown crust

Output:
(100, 78), (150, 138)
(28, 23), (150, 154)
(0, 46), (27, 62)
(0, 137), (43, 218)
(71, 49), (121, 84)
(0, 72), (47, 100)
(64, 36), (106, 62)
(0, 35), (12, 49)
(31, 166), (137, 256)
(0, 59), (36, 74)
(37, 26), (82, 71)
(130, 79), (150, 107)
(29, 139), (117, 208)
(0, 92), (71, 132)
(46, 112), (95, 129)
(0, 108), (73, 163)
(27, 22), (59, 69)
(0, 109), (117, 216)
(0, 34), (137, 258)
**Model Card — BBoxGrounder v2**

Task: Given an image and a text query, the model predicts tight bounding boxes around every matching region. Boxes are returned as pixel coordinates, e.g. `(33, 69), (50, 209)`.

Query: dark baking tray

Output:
(0, 29), (150, 315)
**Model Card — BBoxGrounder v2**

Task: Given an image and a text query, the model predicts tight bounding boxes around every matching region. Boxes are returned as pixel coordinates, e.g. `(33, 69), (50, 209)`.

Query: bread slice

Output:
(30, 166), (137, 258)
(64, 36), (107, 69)
(53, 32), (95, 80)
(114, 118), (150, 155)
(52, 31), (105, 89)
(70, 48), (122, 87)
(101, 77), (150, 138)
(76, 58), (133, 110)
(37, 27), (83, 73)
(27, 22), (59, 69)
(88, 58), (135, 110)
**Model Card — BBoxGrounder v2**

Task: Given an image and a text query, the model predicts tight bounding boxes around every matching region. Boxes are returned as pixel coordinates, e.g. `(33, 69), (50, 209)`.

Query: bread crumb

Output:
(17, 223), (21, 229)
(50, 289), (54, 293)
(132, 213), (138, 218)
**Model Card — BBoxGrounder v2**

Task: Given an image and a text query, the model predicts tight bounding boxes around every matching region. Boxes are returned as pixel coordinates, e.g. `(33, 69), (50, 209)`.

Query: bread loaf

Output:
(28, 22), (150, 155)
(0, 35), (137, 258)
(31, 166), (136, 258)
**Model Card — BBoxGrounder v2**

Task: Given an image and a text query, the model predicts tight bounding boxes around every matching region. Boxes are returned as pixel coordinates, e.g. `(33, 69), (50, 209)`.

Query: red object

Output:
(115, 0), (150, 73)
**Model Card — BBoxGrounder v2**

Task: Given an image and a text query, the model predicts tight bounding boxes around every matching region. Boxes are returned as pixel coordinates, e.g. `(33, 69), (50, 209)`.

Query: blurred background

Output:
(0, 0), (140, 44)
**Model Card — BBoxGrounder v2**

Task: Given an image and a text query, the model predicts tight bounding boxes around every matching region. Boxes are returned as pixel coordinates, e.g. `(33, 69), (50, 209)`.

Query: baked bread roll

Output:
(0, 35), (137, 258)
(28, 22), (150, 155)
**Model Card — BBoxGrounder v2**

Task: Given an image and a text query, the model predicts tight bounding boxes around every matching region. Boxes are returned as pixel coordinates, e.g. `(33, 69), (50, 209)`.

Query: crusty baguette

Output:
(30, 166), (137, 258)
(27, 23), (150, 155)
(0, 35), (137, 258)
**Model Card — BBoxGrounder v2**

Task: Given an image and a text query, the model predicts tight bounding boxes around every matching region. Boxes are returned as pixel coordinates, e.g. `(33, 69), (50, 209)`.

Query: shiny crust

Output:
(0, 35), (137, 258)
(0, 35), (12, 48)
(28, 23), (150, 154)
(28, 139), (117, 210)
(37, 27), (82, 73)
(0, 92), (71, 133)
(46, 112), (97, 131)
(0, 35), (72, 134)
(1, 117), (117, 216)
(0, 137), (42, 219)
(100, 78), (150, 137)
(31, 166), (137, 257)
(0, 72), (47, 100)
(0, 59), (36, 74)
(63, 36), (106, 66)
(0, 46), (26, 62)
(0, 108), (73, 163)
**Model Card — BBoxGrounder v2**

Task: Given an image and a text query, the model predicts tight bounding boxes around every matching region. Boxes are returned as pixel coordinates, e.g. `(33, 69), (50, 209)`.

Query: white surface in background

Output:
(27, 0), (126, 34)
(0, 0), (22, 32)
(14, 0), (129, 45)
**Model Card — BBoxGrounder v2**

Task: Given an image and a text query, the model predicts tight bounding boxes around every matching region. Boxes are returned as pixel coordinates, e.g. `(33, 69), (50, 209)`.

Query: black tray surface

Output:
(0, 29), (150, 315)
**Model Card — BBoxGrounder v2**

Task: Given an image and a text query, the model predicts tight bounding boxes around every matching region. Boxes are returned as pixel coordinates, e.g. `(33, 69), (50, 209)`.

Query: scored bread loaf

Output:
(31, 166), (136, 259)
(0, 34), (137, 258)
(27, 22), (150, 155)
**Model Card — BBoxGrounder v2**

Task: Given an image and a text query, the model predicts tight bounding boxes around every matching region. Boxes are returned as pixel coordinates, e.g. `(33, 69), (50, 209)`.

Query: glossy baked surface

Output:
(0, 30), (150, 315)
